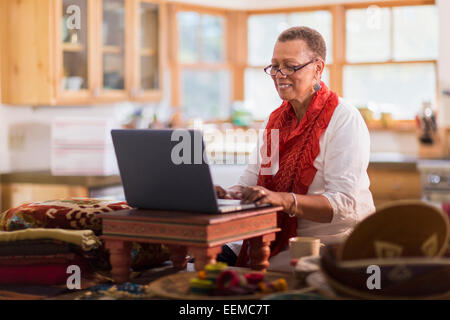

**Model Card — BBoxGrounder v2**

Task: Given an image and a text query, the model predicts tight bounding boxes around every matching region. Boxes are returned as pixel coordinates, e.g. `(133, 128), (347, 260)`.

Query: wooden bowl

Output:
(321, 244), (450, 299)
(339, 200), (450, 261)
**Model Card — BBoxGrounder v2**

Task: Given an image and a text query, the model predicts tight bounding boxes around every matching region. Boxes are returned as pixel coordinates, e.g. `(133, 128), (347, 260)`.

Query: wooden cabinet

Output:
(1, 183), (88, 212)
(367, 164), (422, 208)
(0, 171), (123, 212)
(0, 0), (164, 106)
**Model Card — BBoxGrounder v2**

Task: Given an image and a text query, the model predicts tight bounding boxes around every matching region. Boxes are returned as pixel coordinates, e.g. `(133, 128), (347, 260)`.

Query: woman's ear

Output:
(315, 59), (325, 77)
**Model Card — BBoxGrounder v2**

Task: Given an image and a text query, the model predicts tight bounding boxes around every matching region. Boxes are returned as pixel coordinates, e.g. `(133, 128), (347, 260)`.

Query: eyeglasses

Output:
(264, 59), (317, 76)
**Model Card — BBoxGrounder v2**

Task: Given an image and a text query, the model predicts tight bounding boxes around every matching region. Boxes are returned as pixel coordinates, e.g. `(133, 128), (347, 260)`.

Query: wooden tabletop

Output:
(99, 206), (284, 225)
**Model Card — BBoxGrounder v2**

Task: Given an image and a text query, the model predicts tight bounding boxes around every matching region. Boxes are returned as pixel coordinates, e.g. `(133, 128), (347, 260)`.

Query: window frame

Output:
(342, 1), (438, 126)
(168, 3), (232, 120)
(245, 8), (335, 122)
(168, 0), (438, 128)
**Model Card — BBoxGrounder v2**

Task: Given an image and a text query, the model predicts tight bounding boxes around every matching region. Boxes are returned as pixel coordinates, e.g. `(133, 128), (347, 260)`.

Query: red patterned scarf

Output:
(235, 82), (339, 267)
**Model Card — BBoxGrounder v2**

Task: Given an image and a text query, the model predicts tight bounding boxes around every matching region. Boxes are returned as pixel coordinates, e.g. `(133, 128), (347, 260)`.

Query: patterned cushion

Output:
(0, 198), (130, 233)
(0, 198), (171, 271)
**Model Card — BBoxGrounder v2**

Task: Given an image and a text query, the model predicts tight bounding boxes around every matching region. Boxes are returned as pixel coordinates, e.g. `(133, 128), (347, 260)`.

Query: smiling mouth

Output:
(278, 84), (292, 89)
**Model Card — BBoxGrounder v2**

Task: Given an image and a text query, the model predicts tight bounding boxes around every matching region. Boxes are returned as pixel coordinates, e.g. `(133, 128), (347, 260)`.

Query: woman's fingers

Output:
(215, 185), (228, 199)
(241, 187), (268, 203)
(228, 191), (243, 199)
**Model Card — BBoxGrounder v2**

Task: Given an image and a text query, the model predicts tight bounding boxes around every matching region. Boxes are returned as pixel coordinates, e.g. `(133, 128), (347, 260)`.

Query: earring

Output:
(313, 82), (321, 92)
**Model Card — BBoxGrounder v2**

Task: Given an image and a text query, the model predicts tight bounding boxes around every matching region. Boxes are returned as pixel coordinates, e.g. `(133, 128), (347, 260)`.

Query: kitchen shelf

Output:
(0, 0), (164, 105)
(140, 48), (156, 56)
(62, 43), (85, 52)
(102, 45), (123, 54)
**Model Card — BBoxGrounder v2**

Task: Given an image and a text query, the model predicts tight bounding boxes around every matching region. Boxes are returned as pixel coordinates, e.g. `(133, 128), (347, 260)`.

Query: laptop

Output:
(111, 129), (270, 213)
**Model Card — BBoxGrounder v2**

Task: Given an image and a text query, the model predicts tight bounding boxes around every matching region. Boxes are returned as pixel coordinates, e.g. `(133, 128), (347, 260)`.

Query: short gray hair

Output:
(277, 26), (327, 61)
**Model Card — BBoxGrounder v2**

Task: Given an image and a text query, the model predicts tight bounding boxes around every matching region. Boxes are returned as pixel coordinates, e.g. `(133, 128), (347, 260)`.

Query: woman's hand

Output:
(215, 185), (233, 199)
(240, 186), (290, 210)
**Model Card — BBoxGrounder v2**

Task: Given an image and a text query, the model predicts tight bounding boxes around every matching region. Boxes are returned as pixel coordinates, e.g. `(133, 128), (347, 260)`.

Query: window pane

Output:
(178, 11), (200, 63)
(346, 7), (391, 62)
(393, 5), (438, 61)
(140, 2), (159, 90)
(102, 0), (125, 47)
(343, 63), (436, 119)
(140, 56), (158, 90)
(103, 53), (125, 90)
(62, 0), (88, 91)
(140, 2), (158, 50)
(288, 11), (333, 63)
(201, 15), (225, 63)
(244, 68), (282, 120)
(102, 0), (125, 90)
(244, 66), (331, 120)
(181, 70), (230, 119)
(248, 14), (288, 66)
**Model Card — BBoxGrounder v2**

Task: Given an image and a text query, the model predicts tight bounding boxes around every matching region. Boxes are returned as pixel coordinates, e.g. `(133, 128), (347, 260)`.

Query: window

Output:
(170, 2), (439, 125)
(246, 11), (332, 120)
(344, 5), (438, 119)
(177, 11), (230, 120)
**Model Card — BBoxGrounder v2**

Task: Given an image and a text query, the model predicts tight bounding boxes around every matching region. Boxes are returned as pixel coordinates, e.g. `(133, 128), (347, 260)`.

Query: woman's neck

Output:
(290, 89), (315, 121)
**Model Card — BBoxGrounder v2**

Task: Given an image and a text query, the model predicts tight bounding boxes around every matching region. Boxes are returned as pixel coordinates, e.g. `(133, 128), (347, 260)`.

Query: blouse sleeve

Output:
(321, 101), (372, 224)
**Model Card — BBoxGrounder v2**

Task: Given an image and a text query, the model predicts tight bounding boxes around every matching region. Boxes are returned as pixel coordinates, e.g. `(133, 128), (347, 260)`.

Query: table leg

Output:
(190, 246), (222, 271)
(249, 233), (276, 272)
(105, 240), (132, 283)
(167, 245), (189, 269)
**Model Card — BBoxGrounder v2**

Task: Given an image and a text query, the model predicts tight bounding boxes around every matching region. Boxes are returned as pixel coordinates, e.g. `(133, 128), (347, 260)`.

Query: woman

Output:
(216, 26), (375, 270)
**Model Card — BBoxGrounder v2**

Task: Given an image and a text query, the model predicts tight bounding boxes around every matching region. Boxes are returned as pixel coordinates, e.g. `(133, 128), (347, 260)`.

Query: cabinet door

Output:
(132, 0), (163, 101)
(56, 0), (94, 103)
(97, 0), (130, 100)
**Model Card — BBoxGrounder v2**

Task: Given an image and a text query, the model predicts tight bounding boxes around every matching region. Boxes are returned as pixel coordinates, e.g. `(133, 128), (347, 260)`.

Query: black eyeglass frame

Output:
(264, 59), (318, 77)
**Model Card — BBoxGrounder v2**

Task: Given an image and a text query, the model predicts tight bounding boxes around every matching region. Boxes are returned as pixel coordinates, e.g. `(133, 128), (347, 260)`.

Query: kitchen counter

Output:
(368, 153), (418, 171)
(0, 153), (424, 187)
(0, 171), (124, 212)
(0, 171), (122, 188)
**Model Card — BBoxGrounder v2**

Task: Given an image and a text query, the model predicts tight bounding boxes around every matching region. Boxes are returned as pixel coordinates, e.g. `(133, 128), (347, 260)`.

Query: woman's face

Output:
(270, 40), (323, 102)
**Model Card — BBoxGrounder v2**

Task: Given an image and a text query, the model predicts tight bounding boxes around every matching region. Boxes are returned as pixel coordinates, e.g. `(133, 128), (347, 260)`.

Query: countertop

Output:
(368, 153), (419, 171)
(0, 171), (122, 188)
(0, 154), (435, 187)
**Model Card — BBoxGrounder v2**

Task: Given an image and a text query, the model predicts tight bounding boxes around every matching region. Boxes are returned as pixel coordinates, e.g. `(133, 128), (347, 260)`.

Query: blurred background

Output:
(0, 0), (449, 212)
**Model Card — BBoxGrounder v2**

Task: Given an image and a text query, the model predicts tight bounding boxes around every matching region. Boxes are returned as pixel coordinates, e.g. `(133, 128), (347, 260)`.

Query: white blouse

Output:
(229, 98), (375, 269)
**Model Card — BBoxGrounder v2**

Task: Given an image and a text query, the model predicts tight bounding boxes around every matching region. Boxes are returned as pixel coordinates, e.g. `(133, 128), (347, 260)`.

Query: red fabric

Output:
(236, 82), (339, 267)
(0, 256), (87, 285)
(0, 198), (131, 233)
(0, 253), (77, 266)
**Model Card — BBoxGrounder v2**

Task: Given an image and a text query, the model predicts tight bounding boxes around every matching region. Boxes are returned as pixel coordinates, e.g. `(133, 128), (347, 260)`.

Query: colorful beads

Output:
(189, 262), (287, 296)
(80, 282), (153, 300)
(258, 278), (288, 294)
(244, 272), (265, 285)
(189, 278), (216, 294)
(216, 270), (241, 290)
(204, 262), (228, 282)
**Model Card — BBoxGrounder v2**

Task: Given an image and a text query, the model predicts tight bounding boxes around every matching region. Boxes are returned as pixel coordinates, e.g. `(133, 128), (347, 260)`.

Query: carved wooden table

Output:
(100, 206), (282, 283)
